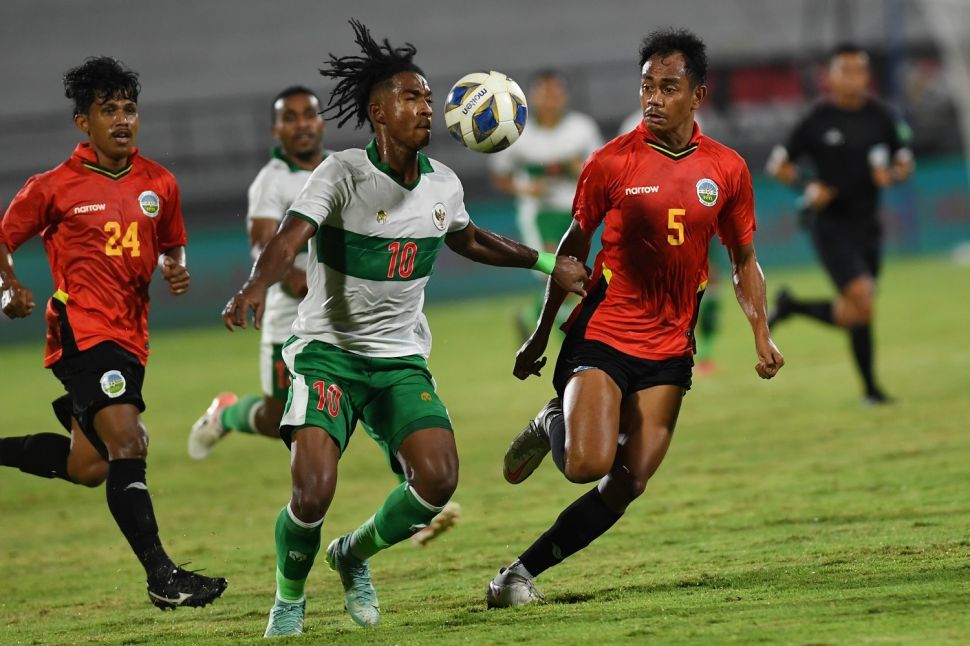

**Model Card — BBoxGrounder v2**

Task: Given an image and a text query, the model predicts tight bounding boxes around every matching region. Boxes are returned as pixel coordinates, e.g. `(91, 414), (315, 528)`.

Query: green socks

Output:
(274, 505), (322, 602)
(348, 483), (443, 561)
(219, 395), (261, 434)
(696, 293), (721, 361)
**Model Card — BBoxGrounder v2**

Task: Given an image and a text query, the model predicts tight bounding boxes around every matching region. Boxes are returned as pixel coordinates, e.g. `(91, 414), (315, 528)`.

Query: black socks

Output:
(849, 324), (879, 395)
(0, 434), (70, 481)
(105, 459), (173, 579)
(519, 487), (623, 578)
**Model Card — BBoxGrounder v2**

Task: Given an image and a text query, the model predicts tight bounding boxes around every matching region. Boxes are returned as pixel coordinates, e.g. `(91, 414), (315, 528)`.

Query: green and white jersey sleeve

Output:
(488, 111), (603, 213)
(246, 149), (317, 344)
(286, 141), (469, 358)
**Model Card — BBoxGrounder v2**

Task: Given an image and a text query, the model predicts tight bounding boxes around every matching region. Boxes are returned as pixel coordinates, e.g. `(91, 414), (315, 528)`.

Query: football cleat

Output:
(326, 536), (380, 627)
(147, 564), (228, 610)
(411, 501), (462, 547)
(188, 392), (238, 460)
(486, 563), (544, 608)
(264, 595), (306, 637)
(503, 398), (560, 484)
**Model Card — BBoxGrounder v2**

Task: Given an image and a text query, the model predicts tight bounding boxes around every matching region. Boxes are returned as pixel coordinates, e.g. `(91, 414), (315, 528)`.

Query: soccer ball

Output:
(444, 71), (527, 153)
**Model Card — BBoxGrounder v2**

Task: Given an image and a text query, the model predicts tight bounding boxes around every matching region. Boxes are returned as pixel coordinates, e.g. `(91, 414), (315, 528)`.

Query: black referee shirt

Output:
(785, 98), (905, 220)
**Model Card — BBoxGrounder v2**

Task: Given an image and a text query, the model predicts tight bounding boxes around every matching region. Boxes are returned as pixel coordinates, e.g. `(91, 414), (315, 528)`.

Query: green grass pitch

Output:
(1, 255), (968, 644)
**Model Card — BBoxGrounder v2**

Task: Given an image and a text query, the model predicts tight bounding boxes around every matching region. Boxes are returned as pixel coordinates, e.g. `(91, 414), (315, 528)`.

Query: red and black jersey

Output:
(565, 121), (756, 360)
(1, 143), (187, 367)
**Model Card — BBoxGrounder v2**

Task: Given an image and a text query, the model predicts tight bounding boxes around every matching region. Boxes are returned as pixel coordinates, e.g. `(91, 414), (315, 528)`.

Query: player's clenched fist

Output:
(755, 336), (785, 379)
(160, 256), (190, 295)
(1, 279), (35, 319)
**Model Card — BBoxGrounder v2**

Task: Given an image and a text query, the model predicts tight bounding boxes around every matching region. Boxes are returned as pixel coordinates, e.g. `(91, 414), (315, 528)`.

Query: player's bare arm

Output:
(159, 246), (190, 296)
(728, 242), (784, 379)
(767, 149), (836, 210)
(513, 220), (594, 380)
(444, 221), (588, 296)
(251, 216), (308, 299)
(0, 242), (35, 318)
(223, 215), (315, 331)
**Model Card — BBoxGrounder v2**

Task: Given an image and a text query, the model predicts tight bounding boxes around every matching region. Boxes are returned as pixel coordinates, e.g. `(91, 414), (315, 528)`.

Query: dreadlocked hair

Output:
(319, 19), (424, 129)
(64, 56), (140, 117)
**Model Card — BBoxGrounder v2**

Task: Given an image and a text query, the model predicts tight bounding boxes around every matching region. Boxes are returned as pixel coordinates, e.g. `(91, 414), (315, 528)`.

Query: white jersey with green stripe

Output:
(247, 148), (330, 344)
(286, 140), (470, 358)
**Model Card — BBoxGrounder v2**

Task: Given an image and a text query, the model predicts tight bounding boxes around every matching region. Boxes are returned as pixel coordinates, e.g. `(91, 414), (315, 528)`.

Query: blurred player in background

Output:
(489, 70), (602, 338)
(187, 85), (461, 548)
(487, 29), (784, 607)
(188, 85), (327, 457)
(221, 20), (589, 636)
(766, 43), (914, 404)
(0, 57), (227, 609)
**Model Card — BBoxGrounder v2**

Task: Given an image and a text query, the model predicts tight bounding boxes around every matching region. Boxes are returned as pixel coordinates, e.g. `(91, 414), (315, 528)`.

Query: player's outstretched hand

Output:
(755, 335), (784, 379)
(513, 332), (549, 381)
(161, 256), (191, 295)
(222, 284), (265, 332)
(1, 279), (35, 319)
(551, 255), (589, 297)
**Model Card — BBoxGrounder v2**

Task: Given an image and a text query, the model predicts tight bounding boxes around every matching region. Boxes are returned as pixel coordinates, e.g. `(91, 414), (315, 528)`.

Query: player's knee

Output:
(290, 486), (331, 523)
(563, 456), (611, 484)
(104, 427), (149, 460)
(410, 461), (458, 507)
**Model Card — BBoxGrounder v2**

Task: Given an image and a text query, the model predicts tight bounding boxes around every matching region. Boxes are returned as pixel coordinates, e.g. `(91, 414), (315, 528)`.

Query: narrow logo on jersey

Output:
(100, 370), (127, 398)
(73, 203), (106, 215)
(624, 186), (660, 196)
(138, 191), (160, 217)
(432, 203), (447, 231)
(823, 128), (845, 146)
(696, 178), (719, 207)
(376, 209), (389, 224)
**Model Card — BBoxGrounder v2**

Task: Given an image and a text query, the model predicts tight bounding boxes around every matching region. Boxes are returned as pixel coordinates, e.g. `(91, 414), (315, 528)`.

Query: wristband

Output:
(531, 251), (556, 275)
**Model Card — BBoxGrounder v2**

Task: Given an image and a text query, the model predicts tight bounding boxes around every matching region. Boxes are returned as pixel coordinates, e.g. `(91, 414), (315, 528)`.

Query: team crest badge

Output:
(696, 178), (719, 207)
(376, 209), (388, 224)
(432, 203), (447, 231)
(100, 370), (127, 398)
(138, 191), (160, 217)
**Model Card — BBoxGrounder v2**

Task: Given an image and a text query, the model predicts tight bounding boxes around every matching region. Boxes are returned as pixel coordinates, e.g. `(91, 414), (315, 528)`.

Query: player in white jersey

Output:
(489, 70), (602, 335)
(221, 21), (589, 637)
(188, 87), (326, 459)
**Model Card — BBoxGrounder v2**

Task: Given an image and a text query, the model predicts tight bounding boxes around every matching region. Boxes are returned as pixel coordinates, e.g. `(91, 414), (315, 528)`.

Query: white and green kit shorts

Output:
(279, 338), (453, 464)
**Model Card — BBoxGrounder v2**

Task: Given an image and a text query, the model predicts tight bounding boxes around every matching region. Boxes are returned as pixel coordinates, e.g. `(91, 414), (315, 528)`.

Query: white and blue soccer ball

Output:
(444, 71), (527, 153)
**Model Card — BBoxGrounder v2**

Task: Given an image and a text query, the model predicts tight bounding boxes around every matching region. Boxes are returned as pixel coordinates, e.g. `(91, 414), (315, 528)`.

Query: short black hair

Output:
(530, 68), (567, 88)
(830, 42), (868, 61)
(271, 85), (321, 123)
(318, 19), (425, 129)
(63, 56), (140, 117)
(638, 28), (708, 87)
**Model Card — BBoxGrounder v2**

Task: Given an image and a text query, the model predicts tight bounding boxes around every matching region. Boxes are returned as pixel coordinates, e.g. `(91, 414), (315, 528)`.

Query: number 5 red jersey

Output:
(566, 121), (756, 360)
(1, 142), (188, 367)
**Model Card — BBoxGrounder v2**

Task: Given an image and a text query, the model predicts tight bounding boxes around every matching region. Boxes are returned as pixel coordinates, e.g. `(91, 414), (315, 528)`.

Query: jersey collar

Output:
(271, 146), (327, 173)
(72, 142), (138, 180)
(636, 120), (703, 161)
(365, 139), (433, 190)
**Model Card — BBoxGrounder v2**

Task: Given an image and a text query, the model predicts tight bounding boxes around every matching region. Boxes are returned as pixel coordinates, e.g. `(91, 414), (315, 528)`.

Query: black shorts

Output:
(811, 215), (882, 291)
(50, 341), (146, 460)
(552, 338), (693, 399)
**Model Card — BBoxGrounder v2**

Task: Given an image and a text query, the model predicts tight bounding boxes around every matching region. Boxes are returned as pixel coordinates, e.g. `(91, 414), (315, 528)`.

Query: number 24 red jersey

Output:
(1, 143), (188, 367)
(565, 121), (756, 360)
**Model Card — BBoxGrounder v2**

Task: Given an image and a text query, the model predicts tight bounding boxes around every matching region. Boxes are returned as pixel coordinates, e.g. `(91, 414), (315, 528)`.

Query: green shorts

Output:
(279, 338), (453, 462)
(260, 342), (291, 401)
(536, 209), (573, 244)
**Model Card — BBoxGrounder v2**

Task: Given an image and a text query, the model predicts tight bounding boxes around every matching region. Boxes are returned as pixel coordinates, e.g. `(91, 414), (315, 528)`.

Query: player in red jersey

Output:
(0, 57), (227, 610)
(486, 29), (785, 607)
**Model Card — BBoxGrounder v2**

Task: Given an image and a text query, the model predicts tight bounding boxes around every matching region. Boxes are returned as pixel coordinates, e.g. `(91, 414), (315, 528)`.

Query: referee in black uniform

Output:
(767, 43), (914, 404)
